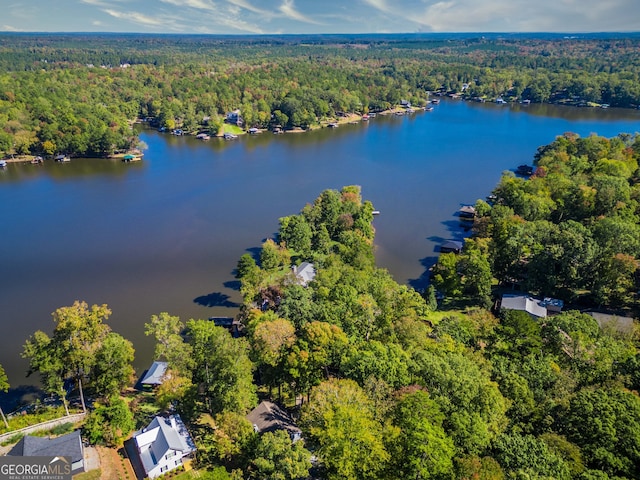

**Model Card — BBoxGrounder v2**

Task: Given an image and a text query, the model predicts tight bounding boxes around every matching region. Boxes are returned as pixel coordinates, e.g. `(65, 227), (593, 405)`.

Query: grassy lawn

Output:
(170, 470), (196, 480)
(73, 469), (101, 480)
(0, 405), (82, 437)
(123, 389), (162, 429)
(425, 309), (466, 324)
(223, 124), (244, 135)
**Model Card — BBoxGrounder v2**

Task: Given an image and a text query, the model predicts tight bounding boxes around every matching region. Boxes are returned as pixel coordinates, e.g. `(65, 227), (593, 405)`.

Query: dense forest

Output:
(1, 33), (640, 158)
(433, 132), (640, 310)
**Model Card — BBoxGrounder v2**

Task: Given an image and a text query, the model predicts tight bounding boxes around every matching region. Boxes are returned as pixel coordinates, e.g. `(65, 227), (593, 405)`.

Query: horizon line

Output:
(1, 30), (640, 36)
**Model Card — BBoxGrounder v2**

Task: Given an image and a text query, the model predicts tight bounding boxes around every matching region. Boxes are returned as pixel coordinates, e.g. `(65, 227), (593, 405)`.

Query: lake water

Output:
(1, 100), (639, 393)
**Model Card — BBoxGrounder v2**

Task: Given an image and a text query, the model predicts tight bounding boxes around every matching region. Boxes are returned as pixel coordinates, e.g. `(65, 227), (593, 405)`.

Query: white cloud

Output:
(103, 9), (174, 28)
(159, 0), (217, 12)
(195, 8), (268, 33)
(403, 0), (640, 32)
(279, 0), (323, 25)
(2, 0), (639, 34)
(1, 24), (24, 31)
(361, 0), (393, 14)
(226, 0), (272, 16)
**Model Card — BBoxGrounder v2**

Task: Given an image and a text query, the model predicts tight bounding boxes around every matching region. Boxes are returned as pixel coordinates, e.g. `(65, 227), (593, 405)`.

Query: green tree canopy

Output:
(301, 378), (388, 480)
(245, 430), (312, 480)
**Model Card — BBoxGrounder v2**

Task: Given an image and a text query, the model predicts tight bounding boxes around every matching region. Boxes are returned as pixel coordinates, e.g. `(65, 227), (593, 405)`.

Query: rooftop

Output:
(247, 401), (301, 436)
(140, 361), (168, 386)
(8, 430), (83, 465)
(501, 293), (548, 318)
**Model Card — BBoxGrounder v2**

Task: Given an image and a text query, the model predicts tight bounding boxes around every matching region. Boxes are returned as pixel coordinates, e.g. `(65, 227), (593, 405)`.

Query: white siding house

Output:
(133, 415), (196, 479)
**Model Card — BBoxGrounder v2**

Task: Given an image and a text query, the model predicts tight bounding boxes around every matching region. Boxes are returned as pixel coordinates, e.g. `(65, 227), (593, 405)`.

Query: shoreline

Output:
(3, 151), (144, 164)
(2, 106), (428, 162)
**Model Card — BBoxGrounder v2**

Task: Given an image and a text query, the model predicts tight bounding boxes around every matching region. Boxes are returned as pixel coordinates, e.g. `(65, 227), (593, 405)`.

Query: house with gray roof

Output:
(458, 205), (476, 219)
(131, 414), (196, 479)
(140, 361), (168, 387)
(292, 262), (316, 286)
(247, 401), (302, 442)
(7, 430), (85, 474)
(500, 294), (548, 319)
(440, 240), (463, 254)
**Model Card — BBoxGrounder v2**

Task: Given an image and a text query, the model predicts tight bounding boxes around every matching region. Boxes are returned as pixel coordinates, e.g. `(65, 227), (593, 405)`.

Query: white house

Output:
(132, 415), (196, 479)
(292, 262), (316, 286)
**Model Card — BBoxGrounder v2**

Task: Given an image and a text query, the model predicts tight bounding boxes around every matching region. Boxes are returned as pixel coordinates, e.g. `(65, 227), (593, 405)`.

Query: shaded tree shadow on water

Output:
(408, 255), (439, 292)
(245, 246), (263, 261)
(193, 292), (241, 308)
(230, 246), (262, 278)
(409, 222), (472, 292)
(1, 385), (44, 412)
(223, 280), (241, 291)
(442, 219), (473, 238)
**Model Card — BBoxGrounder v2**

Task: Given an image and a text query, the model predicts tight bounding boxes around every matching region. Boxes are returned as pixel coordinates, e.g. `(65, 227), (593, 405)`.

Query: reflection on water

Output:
(1, 99), (639, 390)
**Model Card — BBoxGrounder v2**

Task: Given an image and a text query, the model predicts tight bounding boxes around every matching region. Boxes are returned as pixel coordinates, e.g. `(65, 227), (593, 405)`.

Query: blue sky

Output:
(2, 0), (639, 34)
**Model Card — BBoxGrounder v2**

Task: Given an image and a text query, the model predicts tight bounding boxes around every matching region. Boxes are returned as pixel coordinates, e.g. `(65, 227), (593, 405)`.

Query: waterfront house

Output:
(226, 109), (243, 126)
(140, 361), (168, 387)
(8, 430), (85, 474)
(540, 297), (564, 315)
(131, 415), (196, 479)
(209, 316), (242, 337)
(440, 240), (463, 254)
(458, 205), (476, 219)
(247, 401), (302, 442)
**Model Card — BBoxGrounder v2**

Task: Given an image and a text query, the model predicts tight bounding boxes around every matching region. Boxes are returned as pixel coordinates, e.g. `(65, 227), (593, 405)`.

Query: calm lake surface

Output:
(1, 100), (639, 391)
